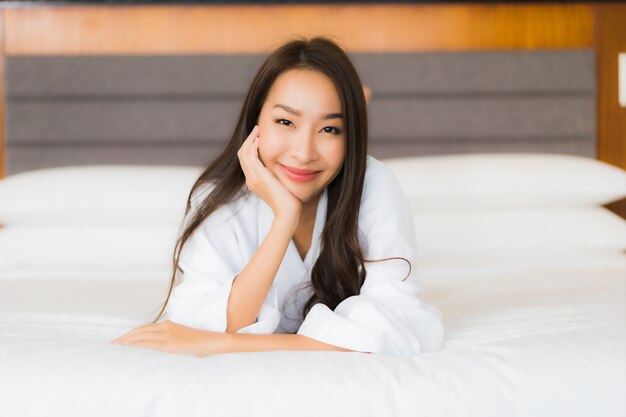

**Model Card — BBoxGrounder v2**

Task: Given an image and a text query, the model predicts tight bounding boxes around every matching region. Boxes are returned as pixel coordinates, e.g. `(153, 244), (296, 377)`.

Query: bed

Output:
(0, 152), (624, 417)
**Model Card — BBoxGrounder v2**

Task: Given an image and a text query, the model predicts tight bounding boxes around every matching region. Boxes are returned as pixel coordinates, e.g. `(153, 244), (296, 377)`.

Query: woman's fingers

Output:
(248, 124), (259, 138)
(239, 126), (266, 187)
(237, 125), (260, 180)
(241, 125), (259, 155)
(112, 324), (163, 343)
(248, 135), (266, 170)
(114, 331), (167, 345)
(118, 338), (169, 351)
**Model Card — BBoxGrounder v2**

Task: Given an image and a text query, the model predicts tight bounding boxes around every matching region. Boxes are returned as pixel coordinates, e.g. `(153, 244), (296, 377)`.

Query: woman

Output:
(112, 36), (445, 356)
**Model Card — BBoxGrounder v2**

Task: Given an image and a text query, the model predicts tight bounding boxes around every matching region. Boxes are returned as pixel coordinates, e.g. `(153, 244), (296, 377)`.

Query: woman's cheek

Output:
(320, 137), (346, 166)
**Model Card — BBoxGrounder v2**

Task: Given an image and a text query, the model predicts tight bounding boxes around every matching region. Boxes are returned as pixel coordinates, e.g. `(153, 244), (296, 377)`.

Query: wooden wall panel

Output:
(4, 4), (593, 55)
(595, 3), (626, 219)
(596, 4), (626, 169)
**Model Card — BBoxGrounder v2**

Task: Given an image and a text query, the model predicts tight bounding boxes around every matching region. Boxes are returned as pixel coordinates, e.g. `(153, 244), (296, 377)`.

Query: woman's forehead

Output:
(265, 69), (342, 116)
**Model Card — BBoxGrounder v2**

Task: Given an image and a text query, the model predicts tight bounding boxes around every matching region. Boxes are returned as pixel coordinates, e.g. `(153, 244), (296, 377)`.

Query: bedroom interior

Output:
(0, 3), (624, 417)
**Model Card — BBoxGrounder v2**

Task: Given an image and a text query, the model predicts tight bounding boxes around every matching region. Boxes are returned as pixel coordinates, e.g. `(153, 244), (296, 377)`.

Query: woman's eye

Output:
(275, 119), (292, 127)
(322, 126), (342, 135)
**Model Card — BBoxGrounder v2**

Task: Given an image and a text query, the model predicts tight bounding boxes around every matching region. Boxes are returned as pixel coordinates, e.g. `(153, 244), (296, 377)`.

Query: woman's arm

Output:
(227, 125), (302, 332)
(225, 217), (294, 333)
(227, 333), (358, 353)
(112, 320), (362, 356)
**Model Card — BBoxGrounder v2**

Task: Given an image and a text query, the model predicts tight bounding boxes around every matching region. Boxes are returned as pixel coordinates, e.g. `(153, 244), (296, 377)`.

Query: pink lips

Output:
(279, 164), (321, 182)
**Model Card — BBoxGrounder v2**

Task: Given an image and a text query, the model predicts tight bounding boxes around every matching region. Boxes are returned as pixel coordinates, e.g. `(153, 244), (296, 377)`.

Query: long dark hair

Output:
(152, 36), (371, 324)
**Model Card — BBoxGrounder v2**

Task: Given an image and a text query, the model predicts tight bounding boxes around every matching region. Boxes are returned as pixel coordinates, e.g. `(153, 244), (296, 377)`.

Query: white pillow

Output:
(0, 165), (203, 225)
(0, 274), (171, 319)
(0, 268), (173, 282)
(384, 153), (626, 210)
(412, 206), (626, 263)
(0, 224), (180, 271)
(2, 206), (623, 274)
(2, 155), (624, 224)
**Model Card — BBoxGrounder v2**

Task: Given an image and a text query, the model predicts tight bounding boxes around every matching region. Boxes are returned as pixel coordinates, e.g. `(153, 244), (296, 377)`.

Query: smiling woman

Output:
(112, 36), (445, 356)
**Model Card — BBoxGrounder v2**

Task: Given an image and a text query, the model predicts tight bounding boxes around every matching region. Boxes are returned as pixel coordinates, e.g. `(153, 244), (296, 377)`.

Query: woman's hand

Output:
(237, 125), (301, 231)
(111, 320), (233, 357)
(112, 322), (360, 356)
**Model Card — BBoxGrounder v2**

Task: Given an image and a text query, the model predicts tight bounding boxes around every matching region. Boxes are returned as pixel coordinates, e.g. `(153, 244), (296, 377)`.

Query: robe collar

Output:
(257, 188), (328, 272)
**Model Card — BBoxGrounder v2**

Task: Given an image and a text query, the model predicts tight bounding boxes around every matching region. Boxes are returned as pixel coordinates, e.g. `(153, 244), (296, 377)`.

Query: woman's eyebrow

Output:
(273, 103), (343, 120)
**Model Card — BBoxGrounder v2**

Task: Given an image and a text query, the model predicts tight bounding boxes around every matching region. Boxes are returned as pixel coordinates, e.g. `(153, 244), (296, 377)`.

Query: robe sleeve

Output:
(165, 195), (281, 334)
(296, 158), (445, 356)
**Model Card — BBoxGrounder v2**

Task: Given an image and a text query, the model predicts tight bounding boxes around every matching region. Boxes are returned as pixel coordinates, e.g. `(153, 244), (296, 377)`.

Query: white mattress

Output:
(0, 254), (624, 417)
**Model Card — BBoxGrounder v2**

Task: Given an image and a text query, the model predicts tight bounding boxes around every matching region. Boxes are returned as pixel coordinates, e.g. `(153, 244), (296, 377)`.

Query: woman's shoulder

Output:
(363, 155), (404, 199)
(360, 155), (413, 223)
(358, 155), (417, 260)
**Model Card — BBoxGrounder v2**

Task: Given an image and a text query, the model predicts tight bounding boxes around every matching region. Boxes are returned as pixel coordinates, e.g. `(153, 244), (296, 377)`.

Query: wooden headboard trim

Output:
(3, 4), (593, 55)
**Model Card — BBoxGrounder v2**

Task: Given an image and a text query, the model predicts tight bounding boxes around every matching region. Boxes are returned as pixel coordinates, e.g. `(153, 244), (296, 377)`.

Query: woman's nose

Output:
(290, 129), (318, 162)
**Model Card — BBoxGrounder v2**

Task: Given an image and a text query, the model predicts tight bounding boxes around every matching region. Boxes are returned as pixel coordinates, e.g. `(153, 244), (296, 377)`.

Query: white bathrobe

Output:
(166, 156), (445, 356)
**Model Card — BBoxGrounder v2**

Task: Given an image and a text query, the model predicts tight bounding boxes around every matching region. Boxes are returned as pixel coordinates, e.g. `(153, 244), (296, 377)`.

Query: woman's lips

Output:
(279, 164), (321, 182)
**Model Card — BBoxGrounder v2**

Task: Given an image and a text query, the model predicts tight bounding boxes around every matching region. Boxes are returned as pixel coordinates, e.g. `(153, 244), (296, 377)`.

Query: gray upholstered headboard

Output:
(3, 50), (595, 174)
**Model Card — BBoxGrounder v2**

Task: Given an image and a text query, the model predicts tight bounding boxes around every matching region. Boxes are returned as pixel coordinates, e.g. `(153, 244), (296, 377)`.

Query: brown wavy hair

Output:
(152, 36), (400, 325)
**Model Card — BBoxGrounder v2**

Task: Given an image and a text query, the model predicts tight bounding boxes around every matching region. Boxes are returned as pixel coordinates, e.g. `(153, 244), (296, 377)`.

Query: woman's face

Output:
(257, 69), (346, 207)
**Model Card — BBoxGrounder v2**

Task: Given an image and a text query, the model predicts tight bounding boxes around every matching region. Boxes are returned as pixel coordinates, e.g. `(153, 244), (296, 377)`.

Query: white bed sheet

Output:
(0, 254), (624, 417)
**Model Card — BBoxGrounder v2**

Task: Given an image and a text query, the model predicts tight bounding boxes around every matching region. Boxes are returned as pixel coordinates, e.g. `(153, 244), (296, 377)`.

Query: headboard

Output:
(4, 51), (595, 174)
(0, 3), (622, 184)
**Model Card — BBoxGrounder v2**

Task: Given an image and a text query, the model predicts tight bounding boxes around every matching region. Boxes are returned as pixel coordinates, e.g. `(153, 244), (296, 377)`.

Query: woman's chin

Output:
(289, 190), (311, 203)
(285, 186), (317, 205)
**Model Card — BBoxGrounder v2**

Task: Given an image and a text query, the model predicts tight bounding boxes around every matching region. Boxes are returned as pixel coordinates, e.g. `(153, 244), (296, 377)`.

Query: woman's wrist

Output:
(220, 331), (238, 355)
(272, 210), (300, 236)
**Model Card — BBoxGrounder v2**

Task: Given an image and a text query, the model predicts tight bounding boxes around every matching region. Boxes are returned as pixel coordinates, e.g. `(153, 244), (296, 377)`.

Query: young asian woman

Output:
(112, 36), (445, 357)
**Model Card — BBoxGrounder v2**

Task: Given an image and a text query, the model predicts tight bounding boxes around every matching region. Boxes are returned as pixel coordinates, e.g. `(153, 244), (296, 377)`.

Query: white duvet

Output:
(0, 255), (624, 417)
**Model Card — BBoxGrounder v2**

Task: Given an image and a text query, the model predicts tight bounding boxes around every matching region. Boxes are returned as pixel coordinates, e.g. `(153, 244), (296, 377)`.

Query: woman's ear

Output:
(363, 85), (372, 104)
